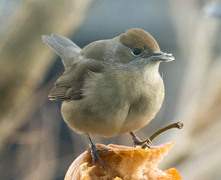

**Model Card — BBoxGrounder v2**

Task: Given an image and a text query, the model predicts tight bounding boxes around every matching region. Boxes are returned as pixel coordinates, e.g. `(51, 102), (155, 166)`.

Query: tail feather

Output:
(42, 34), (81, 69)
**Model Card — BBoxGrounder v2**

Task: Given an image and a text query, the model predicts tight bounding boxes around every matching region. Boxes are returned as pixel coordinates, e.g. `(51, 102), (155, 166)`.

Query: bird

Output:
(42, 28), (174, 168)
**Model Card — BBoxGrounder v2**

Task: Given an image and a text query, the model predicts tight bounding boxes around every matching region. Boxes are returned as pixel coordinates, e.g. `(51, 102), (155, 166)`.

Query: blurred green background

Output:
(0, 0), (221, 179)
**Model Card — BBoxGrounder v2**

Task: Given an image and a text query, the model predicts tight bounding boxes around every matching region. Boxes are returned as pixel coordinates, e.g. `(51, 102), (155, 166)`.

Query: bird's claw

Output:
(87, 134), (109, 169)
(130, 132), (153, 149)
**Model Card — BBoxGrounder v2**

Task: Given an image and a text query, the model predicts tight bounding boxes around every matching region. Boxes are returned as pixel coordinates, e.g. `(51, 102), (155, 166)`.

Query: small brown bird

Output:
(42, 28), (174, 168)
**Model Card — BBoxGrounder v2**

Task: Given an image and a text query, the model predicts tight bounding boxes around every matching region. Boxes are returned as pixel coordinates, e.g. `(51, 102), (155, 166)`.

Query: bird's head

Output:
(81, 28), (174, 69)
(113, 28), (174, 67)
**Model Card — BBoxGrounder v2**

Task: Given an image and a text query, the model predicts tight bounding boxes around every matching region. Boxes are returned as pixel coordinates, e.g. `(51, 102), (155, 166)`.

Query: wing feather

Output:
(49, 59), (105, 101)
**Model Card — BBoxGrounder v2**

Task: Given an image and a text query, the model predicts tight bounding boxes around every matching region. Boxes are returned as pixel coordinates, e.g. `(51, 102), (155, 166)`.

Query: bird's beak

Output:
(149, 52), (175, 62)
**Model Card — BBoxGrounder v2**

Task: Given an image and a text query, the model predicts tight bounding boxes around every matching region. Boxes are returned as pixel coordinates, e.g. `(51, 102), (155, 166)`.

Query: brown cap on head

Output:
(120, 28), (160, 51)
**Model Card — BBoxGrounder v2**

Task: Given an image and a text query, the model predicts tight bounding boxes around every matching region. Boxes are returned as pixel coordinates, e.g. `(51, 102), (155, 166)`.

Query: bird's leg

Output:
(129, 132), (153, 148)
(86, 134), (108, 169)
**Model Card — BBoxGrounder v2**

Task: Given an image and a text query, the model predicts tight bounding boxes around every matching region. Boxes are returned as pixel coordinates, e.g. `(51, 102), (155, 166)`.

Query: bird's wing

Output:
(42, 34), (81, 69)
(49, 59), (105, 101)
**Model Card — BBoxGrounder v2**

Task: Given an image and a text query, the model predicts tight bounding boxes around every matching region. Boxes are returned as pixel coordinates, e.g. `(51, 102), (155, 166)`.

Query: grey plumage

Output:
(42, 29), (174, 137)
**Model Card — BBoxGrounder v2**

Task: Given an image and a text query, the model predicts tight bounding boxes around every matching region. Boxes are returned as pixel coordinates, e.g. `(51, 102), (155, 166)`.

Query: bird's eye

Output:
(132, 48), (142, 56)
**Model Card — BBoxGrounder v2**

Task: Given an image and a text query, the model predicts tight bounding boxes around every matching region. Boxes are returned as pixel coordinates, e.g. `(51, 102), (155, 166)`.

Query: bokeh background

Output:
(1, 0), (221, 179)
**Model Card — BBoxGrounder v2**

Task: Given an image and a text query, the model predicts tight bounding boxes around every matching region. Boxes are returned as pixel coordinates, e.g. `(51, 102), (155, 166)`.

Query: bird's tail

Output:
(42, 34), (81, 69)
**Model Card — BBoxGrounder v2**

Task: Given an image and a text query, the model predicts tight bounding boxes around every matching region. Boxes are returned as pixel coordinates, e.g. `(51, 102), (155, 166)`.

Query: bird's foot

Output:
(129, 122), (184, 149)
(87, 134), (109, 169)
(130, 132), (153, 149)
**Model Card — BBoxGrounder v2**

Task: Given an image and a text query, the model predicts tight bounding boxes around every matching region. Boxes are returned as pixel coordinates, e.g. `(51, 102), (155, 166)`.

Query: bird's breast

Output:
(61, 68), (165, 137)
(119, 69), (165, 133)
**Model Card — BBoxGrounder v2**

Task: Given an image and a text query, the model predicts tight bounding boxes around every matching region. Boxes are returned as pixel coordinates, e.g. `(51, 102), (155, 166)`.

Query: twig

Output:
(149, 122), (183, 141)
